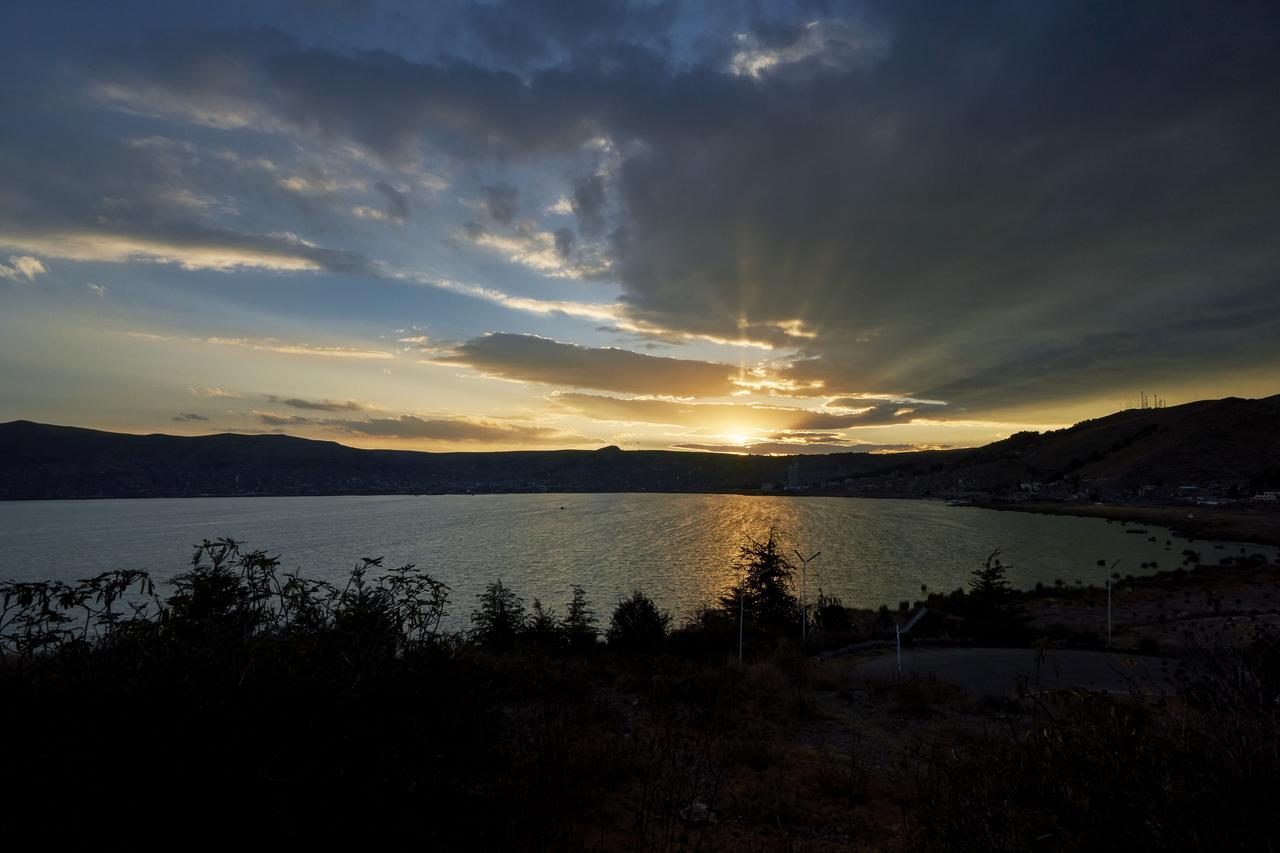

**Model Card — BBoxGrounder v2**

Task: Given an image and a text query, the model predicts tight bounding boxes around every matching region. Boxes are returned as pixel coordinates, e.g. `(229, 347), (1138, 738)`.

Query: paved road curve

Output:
(853, 647), (1177, 697)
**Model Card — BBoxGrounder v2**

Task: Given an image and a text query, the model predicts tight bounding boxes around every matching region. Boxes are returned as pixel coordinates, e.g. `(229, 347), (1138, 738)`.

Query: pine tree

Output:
(470, 579), (526, 650)
(721, 528), (799, 628)
(563, 584), (598, 651)
(966, 550), (1026, 640)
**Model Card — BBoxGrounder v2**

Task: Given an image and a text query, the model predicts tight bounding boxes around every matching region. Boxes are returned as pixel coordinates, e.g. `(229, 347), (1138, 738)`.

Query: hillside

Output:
(1, 394), (1278, 500)
(944, 395), (1280, 492)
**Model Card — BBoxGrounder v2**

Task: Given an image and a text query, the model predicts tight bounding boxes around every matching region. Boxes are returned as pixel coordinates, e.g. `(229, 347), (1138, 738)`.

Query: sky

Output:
(1, 0), (1277, 454)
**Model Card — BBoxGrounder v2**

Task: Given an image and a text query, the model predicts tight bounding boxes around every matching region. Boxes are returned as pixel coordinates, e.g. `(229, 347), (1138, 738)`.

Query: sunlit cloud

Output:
(468, 228), (567, 274)
(278, 174), (366, 195)
(189, 386), (240, 398)
(729, 18), (889, 79)
(206, 337), (393, 359)
(460, 222), (611, 280)
(672, 440), (944, 456)
(127, 332), (393, 360)
(0, 229), (368, 273)
(826, 394), (950, 407)
(551, 393), (876, 431)
(396, 272), (625, 324)
(0, 255), (47, 282)
(400, 273), (782, 351)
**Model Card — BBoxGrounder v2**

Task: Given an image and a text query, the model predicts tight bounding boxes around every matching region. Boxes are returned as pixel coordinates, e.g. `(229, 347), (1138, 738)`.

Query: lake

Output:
(0, 493), (1272, 628)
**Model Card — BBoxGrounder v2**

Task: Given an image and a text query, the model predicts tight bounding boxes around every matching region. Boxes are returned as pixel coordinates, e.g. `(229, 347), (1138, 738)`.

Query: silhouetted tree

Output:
(965, 550), (1026, 641)
(470, 579), (526, 650)
(968, 550), (1012, 600)
(607, 590), (669, 653)
(522, 598), (563, 650)
(562, 584), (598, 651)
(720, 528), (798, 628)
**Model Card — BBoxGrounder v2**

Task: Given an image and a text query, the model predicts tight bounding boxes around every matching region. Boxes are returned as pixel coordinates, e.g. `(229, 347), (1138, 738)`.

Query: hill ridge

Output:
(2, 394), (1278, 500)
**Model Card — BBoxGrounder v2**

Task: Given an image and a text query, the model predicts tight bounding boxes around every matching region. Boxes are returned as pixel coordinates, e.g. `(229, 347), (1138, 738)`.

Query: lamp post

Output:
(1105, 560), (1120, 649)
(738, 566), (745, 664)
(896, 623), (902, 676)
(794, 550), (821, 644)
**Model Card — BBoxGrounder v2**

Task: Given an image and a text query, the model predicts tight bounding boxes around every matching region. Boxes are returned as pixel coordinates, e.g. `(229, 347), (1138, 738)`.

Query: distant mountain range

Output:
(2, 395), (1278, 500)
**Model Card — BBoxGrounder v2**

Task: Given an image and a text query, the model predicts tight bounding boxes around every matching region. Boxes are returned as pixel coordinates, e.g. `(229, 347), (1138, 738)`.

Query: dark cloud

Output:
(0, 124), (376, 273)
(570, 174), (606, 237)
(373, 181), (410, 221)
(553, 226), (575, 259)
(266, 395), (364, 412)
(255, 411), (312, 426)
(432, 333), (738, 396)
(601, 2), (1280, 412)
(330, 414), (583, 444)
(821, 396), (949, 425)
(253, 407), (588, 444)
(482, 183), (519, 224)
(462, 0), (678, 67)
(172, 412), (209, 421)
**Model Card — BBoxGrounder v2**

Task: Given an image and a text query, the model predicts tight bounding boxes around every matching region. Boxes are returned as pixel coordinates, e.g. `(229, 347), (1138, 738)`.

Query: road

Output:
(852, 647), (1177, 697)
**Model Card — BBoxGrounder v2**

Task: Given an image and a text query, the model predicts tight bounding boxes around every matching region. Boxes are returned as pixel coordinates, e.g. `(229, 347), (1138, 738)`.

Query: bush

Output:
(607, 590), (670, 653)
(811, 589), (851, 634)
(0, 561), (613, 847)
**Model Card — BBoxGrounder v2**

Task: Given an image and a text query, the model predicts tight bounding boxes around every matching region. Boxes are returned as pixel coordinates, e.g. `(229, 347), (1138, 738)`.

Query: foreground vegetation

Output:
(2, 533), (1277, 848)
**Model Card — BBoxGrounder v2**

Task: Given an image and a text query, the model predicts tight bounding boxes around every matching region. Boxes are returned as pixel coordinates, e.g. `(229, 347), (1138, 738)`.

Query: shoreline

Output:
(973, 499), (1280, 549)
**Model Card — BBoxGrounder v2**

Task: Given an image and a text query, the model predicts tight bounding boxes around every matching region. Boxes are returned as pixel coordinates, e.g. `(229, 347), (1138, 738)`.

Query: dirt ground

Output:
(1023, 555), (1280, 652)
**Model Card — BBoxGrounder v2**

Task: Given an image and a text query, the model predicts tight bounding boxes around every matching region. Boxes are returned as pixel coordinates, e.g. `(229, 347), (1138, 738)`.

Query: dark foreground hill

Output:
(1, 394), (1278, 500)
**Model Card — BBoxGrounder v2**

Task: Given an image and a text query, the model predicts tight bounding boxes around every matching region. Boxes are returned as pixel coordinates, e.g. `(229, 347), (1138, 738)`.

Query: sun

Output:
(726, 431), (752, 446)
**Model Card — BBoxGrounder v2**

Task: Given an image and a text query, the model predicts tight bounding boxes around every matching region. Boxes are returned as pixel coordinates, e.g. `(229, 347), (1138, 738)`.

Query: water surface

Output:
(0, 494), (1271, 627)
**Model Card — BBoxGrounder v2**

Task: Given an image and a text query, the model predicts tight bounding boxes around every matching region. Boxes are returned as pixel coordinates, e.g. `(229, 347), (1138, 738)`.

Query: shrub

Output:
(811, 590), (851, 634)
(607, 590), (670, 653)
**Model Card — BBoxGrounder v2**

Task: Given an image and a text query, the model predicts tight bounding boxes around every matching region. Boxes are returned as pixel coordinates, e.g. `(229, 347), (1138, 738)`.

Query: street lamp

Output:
(794, 549), (821, 644)
(1106, 560), (1120, 648)
(738, 566), (745, 664)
